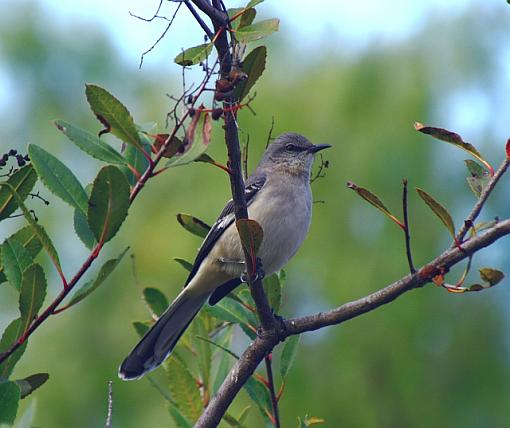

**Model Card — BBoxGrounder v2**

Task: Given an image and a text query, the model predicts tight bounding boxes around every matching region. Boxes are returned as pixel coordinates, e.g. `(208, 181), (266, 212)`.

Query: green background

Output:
(1, 2), (510, 427)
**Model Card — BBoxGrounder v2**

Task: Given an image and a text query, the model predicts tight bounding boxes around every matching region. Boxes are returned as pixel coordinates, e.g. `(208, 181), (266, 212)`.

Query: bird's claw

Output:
(240, 257), (265, 283)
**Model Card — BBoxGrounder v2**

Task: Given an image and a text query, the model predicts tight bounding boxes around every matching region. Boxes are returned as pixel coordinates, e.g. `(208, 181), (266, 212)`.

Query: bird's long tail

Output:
(119, 287), (210, 380)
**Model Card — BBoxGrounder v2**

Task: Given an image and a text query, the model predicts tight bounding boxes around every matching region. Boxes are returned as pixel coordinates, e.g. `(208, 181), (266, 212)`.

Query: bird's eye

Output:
(285, 143), (297, 152)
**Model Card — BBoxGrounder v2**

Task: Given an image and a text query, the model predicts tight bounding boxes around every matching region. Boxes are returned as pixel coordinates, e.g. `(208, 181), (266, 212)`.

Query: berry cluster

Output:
(0, 149), (30, 168)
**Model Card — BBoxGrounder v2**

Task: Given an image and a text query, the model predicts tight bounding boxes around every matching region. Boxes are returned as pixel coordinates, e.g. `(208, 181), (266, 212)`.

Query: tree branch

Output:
(454, 157), (510, 245)
(196, 218), (510, 427)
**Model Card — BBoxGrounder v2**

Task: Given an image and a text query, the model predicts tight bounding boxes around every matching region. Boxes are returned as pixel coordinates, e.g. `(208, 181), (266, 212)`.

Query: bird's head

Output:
(261, 133), (331, 178)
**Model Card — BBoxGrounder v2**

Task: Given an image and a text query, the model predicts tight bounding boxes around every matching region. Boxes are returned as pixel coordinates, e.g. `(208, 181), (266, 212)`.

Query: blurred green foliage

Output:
(1, 2), (510, 427)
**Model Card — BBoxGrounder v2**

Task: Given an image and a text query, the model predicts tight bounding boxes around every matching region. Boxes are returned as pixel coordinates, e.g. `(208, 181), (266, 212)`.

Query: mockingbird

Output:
(119, 132), (330, 380)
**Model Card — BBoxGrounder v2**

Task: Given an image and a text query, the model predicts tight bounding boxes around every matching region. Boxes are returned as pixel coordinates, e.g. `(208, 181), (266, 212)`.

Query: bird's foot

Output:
(240, 258), (265, 283)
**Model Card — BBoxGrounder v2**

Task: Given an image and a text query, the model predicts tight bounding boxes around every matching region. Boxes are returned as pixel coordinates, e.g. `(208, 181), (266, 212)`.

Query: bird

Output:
(119, 132), (330, 380)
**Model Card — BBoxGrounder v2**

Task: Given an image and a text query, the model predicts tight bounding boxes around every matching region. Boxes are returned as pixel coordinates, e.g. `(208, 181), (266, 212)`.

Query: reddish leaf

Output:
(506, 138), (510, 159)
(416, 188), (456, 239)
(346, 182), (405, 229)
(152, 134), (185, 158)
(414, 122), (494, 175)
(236, 219), (263, 270)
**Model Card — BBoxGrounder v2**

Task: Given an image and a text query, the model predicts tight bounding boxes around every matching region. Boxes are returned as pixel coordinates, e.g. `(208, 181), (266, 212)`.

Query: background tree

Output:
(0, 1), (509, 427)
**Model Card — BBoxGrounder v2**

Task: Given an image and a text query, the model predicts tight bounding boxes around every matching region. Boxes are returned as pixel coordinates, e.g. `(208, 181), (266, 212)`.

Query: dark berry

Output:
(211, 108), (223, 120)
(2, 154), (8, 161)
(0, 159), (6, 167)
(9, 149), (17, 156)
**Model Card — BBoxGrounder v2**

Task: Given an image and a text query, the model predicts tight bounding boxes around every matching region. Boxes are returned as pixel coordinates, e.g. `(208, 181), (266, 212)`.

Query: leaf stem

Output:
(264, 353), (281, 428)
(402, 179), (416, 274)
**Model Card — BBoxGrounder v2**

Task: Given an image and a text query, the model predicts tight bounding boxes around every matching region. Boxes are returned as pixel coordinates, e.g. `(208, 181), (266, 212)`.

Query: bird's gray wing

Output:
(184, 173), (266, 287)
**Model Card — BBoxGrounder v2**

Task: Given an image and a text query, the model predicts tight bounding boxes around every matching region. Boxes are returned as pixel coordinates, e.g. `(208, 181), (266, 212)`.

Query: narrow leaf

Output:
(169, 405), (193, 428)
(132, 321), (151, 338)
(205, 298), (257, 339)
(74, 209), (96, 250)
(0, 165), (37, 221)
(55, 120), (127, 165)
(121, 141), (151, 186)
(88, 166), (130, 243)
(479, 268), (504, 286)
(191, 314), (212, 397)
(8, 226), (42, 259)
(165, 356), (203, 422)
(246, 0), (264, 7)
(143, 287), (169, 318)
(416, 188), (456, 238)
(176, 213), (211, 238)
(1, 238), (33, 291)
(15, 372), (49, 399)
(174, 258), (193, 272)
(465, 159), (489, 198)
(236, 18), (280, 43)
(0, 319), (27, 379)
(19, 264), (47, 334)
(280, 334), (300, 380)
(414, 122), (494, 175)
(243, 377), (272, 421)
(85, 84), (144, 151)
(67, 247), (129, 307)
(347, 181), (404, 229)
(28, 144), (88, 214)
(262, 273), (281, 312)
(233, 46), (266, 101)
(0, 381), (20, 425)
(174, 43), (213, 66)
(236, 219), (263, 266)
(166, 110), (213, 167)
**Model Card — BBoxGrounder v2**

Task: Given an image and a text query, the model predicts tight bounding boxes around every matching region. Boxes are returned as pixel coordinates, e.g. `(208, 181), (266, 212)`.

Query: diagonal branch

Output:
(195, 218), (510, 427)
(454, 157), (510, 246)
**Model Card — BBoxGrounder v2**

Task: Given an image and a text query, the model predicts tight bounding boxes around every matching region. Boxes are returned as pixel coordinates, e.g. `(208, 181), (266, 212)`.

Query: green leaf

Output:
(54, 120), (127, 165)
(236, 18), (280, 43)
(414, 122), (494, 175)
(234, 46), (266, 102)
(165, 356), (202, 422)
(244, 377), (272, 422)
(228, 7), (256, 31)
(1, 238), (33, 291)
(0, 165), (37, 221)
(74, 210), (96, 250)
(174, 43), (213, 66)
(347, 181), (404, 229)
(479, 268), (504, 286)
(143, 287), (169, 318)
(132, 321), (151, 337)
(67, 247), (129, 307)
(173, 258), (193, 272)
(15, 372), (49, 399)
(465, 160), (490, 198)
(0, 183), (61, 272)
(85, 84), (144, 151)
(0, 319), (27, 379)
(176, 213), (211, 238)
(166, 111), (212, 167)
(0, 381), (20, 425)
(19, 264), (47, 334)
(246, 0), (264, 7)
(191, 314), (212, 396)
(168, 405), (193, 428)
(262, 273), (282, 313)
(416, 188), (456, 238)
(280, 334), (300, 380)
(205, 298), (257, 339)
(212, 326), (235, 393)
(28, 144), (88, 214)
(88, 166), (130, 243)
(121, 141), (151, 186)
(236, 219), (263, 264)
(8, 226), (42, 259)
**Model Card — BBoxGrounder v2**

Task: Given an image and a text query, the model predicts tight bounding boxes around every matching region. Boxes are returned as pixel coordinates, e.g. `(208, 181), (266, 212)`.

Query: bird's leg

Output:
(240, 257), (265, 283)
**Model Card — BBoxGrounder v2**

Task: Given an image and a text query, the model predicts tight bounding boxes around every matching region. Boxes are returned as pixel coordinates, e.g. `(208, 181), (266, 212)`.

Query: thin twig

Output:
(264, 354), (280, 428)
(129, 0), (164, 22)
(242, 135), (249, 181)
(265, 116), (275, 149)
(454, 157), (510, 246)
(402, 179), (415, 273)
(139, 2), (183, 68)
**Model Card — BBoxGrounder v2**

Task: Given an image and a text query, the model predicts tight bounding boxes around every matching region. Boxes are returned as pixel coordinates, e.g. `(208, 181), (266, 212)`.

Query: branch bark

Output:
(196, 218), (510, 427)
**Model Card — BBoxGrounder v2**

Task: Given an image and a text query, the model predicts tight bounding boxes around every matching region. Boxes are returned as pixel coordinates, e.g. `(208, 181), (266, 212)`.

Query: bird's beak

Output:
(308, 144), (331, 153)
